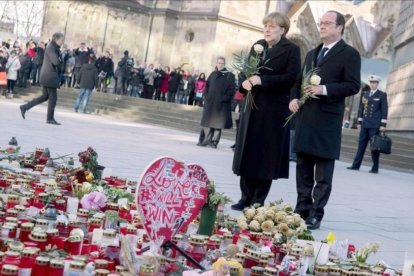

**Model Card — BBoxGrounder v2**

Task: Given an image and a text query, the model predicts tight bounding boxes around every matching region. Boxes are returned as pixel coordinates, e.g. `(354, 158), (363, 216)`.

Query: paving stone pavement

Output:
(1, 99), (413, 268)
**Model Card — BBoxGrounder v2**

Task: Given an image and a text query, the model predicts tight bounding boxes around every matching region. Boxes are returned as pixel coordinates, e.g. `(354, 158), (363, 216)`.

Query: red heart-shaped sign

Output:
(136, 157), (209, 244)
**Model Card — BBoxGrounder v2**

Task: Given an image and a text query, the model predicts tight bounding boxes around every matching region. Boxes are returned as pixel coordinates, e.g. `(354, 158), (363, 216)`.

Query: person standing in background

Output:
(20, 32), (65, 125)
(74, 55), (99, 113)
(167, 67), (182, 103)
(153, 64), (166, 101)
(197, 57), (235, 148)
(194, 73), (206, 107)
(159, 66), (170, 101)
(347, 74), (388, 174)
(32, 41), (45, 85)
(6, 49), (21, 96)
(73, 42), (92, 88)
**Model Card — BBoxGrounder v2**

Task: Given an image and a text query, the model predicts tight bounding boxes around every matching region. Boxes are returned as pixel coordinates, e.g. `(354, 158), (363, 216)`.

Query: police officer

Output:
(347, 74), (388, 173)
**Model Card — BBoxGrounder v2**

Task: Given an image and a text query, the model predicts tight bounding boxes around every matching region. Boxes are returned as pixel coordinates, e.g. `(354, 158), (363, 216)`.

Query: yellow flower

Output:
(244, 208), (256, 220)
(85, 172), (94, 182)
(326, 232), (336, 245)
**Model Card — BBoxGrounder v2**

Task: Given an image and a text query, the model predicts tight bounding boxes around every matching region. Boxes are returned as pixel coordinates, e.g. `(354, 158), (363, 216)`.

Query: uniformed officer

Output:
(347, 74), (388, 173)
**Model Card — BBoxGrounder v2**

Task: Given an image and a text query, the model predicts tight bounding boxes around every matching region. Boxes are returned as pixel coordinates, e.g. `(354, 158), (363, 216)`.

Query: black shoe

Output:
(231, 202), (246, 211)
(230, 144), (236, 149)
(20, 105), (26, 119)
(47, 120), (61, 125)
(369, 169), (378, 174)
(306, 217), (321, 230)
(347, 166), (359, 171)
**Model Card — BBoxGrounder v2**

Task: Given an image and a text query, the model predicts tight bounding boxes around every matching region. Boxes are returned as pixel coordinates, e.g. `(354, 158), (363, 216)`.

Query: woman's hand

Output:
(249, 75), (262, 86)
(242, 79), (253, 91)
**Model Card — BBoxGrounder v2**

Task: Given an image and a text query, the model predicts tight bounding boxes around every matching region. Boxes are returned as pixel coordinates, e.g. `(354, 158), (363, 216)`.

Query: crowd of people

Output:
(0, 37), (215, 111)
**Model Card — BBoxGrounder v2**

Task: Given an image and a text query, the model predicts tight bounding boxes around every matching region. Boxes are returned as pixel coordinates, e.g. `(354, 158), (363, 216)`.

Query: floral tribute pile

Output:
(0, 139), (406, 276)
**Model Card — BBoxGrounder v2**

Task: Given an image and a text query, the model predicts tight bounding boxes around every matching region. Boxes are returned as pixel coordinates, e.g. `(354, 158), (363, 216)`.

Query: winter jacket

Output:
(6, 56), (21, 80)
(78, 63), (99, 90)
(39, 40), (62, 88)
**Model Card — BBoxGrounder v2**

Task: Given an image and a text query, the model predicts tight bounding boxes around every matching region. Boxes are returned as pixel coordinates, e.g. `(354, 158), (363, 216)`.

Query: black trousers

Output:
(7, 79), (16, 93)
(351, 128), (380, 171)
(198, 128), (222, 146)
(143, 84), (155, 99)
(24, 86), (57, 121)
(238, 177), (272, 206)
(294, 153), (335, 221)
(167, 90), (177, 103)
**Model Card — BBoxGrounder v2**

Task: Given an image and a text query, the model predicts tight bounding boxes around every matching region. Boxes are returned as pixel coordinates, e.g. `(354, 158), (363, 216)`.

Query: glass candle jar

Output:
(5, 210), (18, 218)
(31, 256), (50, 276)
(13, 205), (26, 219)
(77, 209), (89, 223)
(68, 261), (85, 276)
(46, 228), (59, 246)
(19, 248), (37, 276)
(66, 197), (79, 215)
(88, 218), (102, 233)
(126, 225), (137, 236)
(264, 267), (278, 276)
(2, 251), (21, 268)
(1, 224), (17, 239)
(116, 265), (126, 273)
(102, 229), (117, 246)
(250, 266), (264, 276)
(6, 195), (19, 210)
(55, 199), (67, 212)
(243, 250), (261, 269)
(95, 259), (109, 270)
(315, 265), (329, 276)
(0, 264), (18, 276)
(185, 235), (207, 267)
(56, 221), (67, 237)
(96, 269), (110, 276)
(29, 231), (48, 250)
(35, 219), (49, 231)
(139, 264), (156, 276)
(67, 221), (79, 235)
(48, 259), (64, 276)
(207, 237), (221, 251)
(67, 236), (83, 255)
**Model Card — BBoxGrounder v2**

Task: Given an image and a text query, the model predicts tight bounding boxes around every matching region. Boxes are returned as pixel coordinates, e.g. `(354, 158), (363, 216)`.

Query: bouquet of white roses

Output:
(284, 66), (321, 127)
(356, 242), (380, 263)
(231, 43), (271, 111)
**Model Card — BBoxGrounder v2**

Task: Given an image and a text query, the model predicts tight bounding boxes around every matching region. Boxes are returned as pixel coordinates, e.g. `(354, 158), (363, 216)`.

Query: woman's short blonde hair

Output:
(262, 12), (290, 36)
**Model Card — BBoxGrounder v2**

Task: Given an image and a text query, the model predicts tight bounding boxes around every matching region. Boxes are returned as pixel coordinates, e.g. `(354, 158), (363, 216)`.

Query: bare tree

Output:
(0, 1), (43, 38)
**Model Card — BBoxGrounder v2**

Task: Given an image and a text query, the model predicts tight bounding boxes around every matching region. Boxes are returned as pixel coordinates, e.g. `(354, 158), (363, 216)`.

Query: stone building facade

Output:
(384, 1), (414, 132)
(41, 0), (409, 131)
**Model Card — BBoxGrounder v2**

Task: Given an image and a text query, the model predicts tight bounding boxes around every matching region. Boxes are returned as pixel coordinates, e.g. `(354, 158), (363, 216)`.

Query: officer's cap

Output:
(368, 75), (381, 82)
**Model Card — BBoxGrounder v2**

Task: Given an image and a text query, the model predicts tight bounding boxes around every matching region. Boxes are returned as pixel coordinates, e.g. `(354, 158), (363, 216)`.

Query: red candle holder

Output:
(48, 259), (64, 276)
(66, 237), (83, 255)
(32, 256), (49, 276)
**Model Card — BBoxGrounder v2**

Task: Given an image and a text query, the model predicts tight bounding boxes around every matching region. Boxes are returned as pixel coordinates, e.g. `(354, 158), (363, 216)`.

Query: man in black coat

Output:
(347, 74), (388, 173)
(167, 68), (182, 103)
(96, 50), (114, 93)
(115, 50), (132, 95)
(20, 32), (65, 125)
(198, 57), (235, 148)
(73, 42), (92, 87)
(289, 11), (361, 229)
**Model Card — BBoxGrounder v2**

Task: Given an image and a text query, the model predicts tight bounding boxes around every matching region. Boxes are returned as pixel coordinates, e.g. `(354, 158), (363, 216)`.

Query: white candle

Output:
(66, 197), (79, 215)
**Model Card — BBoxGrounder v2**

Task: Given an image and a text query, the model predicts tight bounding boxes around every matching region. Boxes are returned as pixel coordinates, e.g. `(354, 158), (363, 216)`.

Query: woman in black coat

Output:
(231, 12), (301, 210)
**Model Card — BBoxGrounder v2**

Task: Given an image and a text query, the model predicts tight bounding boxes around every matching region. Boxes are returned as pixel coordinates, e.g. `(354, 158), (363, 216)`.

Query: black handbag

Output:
(370, 132), (392, 154)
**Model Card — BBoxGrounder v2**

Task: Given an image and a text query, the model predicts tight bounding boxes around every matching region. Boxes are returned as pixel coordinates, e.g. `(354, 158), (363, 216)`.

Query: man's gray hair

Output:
(52, 32), (64, 41)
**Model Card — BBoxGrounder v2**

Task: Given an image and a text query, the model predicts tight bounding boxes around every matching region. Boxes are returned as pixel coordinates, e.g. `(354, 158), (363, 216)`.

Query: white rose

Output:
(253, 44), (264, 54)
(309, 75), (321, 85)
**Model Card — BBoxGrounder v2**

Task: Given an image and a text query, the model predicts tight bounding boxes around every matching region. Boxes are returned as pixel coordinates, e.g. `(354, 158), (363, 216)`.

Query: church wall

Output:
(386, 1), (414, 131)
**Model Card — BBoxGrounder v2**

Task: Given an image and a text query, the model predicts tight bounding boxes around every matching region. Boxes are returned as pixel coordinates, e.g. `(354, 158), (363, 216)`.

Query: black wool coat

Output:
(291, 39), (361, 160)
(232, 37), (301, 180)
(39, 41), (62, 89)
(201, 68), (236, 130)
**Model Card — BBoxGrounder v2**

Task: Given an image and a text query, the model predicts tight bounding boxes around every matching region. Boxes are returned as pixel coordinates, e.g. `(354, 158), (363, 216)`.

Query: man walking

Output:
(197, 57), (235, 148)
(289, 11), (361, 229)
(20, 32), (65, 125)
(347, 75), (388, 174)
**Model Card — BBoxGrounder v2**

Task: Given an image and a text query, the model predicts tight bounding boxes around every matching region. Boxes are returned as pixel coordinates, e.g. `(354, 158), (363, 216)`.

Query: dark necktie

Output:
(370, 90), (374, 97)
(316, 47), (329, 66)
